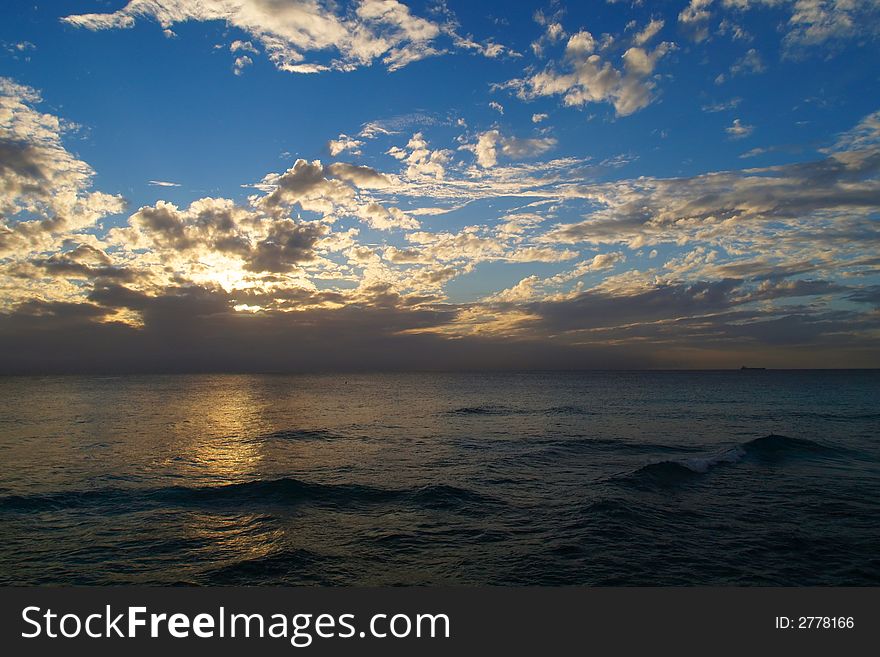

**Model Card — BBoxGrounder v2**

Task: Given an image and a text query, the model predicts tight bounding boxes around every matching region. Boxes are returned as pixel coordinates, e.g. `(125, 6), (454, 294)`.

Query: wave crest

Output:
(618, 434), (833, 488)
(0, 477), (500, 515)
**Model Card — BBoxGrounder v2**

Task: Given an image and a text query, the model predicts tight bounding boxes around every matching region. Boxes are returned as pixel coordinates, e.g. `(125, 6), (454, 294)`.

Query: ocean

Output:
(0, 371), (878, 586)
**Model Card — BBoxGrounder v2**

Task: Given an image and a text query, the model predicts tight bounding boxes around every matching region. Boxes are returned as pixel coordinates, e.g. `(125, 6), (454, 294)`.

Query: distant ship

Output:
(740, 366), (767, 370)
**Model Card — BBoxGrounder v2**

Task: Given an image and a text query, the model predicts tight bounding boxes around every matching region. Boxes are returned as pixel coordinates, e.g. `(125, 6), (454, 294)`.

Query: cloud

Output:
(2, 72), (879, 371)
(327, 134), (364, 156)
(61, 0), (513, 74)
(258, 159), (352, 212)
(547, 251), (626, 285)
(361, 202), (419, 231)
(543, 129), (880, 253)
(387, 133), (450, 179)
(384, 246), (426, 264)
(245, 220), (325, 272)
(230, 39), (259, 54)
(678, 1), (879, 54)
(358, 121), (398, 139)
(0, 77), (125, 258)
(126, 198), (252, 255)
(256, 158), (392, 213)
(530, 7), (566, 57)
(474, 130), (503, 168)
(531, 113), (549, 123)
(230, 38), (258, 75)
(324, 162), (391, 188)
(453, 34), (518, 60)
(2, 41), (36, 60)
(729, 48), (765, 76)
(148, 180), (181, 187)
(505, 28), (675, 116)
(233, 55), (253, 75)
(702, 97), (742, 112)
(715, 47), (765, 85)
(29, 244), (136, 282)
(784, 0), (880, 53)
(471, 130), (557, 168)
(678, 0), (713, 42)
(828, 110), (880, 152)
(633, 19), (665, 46)
(726, 118), (754, 139)
(489, 275), (542, 302)
(2, 282), (689, 373)
(530, 278), (747, 332)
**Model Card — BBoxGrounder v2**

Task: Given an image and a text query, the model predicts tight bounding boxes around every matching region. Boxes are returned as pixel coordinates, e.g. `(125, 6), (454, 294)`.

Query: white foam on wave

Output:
(677, 446), (746, 473)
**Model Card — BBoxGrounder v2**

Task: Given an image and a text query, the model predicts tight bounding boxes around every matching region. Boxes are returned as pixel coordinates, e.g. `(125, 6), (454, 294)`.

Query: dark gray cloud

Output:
(30, 244), (137, 281)
(547, 148), (880, 247)
(245, 220), (326, 273)
(526, 279), (744, 332)
(0, 139), (47, 193)
(0, 307), (643, 374)
(1, 276), (878, 373)
(848, 285), (880, 305)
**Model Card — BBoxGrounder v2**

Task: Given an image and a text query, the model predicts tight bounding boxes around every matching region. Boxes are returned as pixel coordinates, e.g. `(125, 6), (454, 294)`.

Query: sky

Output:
(0, 0), (879, 372)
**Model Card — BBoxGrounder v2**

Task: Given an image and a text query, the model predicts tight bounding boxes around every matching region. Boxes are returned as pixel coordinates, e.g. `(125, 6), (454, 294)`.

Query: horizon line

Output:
(2, 367), (880, 377)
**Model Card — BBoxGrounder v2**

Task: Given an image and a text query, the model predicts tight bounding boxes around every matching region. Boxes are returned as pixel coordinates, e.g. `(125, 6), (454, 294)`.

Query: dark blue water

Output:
(0, 371), (878, 585)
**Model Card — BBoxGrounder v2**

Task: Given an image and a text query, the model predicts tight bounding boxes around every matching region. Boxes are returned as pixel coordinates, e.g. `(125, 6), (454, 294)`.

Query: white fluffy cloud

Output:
(506, 28), (675, 116)
(361, 203), (419, 231)
(62, 0), (513, 74)
(328, 134), (364, 157)
(387, 133), (451, 179)
(471, 130), (557, 168)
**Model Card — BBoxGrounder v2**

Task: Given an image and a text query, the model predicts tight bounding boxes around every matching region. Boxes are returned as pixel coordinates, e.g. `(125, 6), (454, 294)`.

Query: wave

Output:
(447, 405), (511, 416)
(257, 428), (340, 441)
(617, 434), (835, 488)
(0, 479), (390, 511)
(404, 484), (498, 510)
(540, 437), (704, 455)
(446, 404), (594, 417)
(740, 433), (836, 456)
(542, 405), (596, 416)
(0, 487), (134, 513)
(789, 411), (880, 421)
(0, 477), (499, 515)
(154, 477), (395, 506)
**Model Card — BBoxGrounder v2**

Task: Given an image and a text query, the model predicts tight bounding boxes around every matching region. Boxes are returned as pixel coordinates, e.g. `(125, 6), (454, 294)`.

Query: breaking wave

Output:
(618, 434), (836, 487)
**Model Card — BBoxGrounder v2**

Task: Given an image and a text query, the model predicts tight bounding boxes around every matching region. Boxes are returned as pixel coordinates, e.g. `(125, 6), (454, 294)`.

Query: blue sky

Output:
(1, 1), (879, 370)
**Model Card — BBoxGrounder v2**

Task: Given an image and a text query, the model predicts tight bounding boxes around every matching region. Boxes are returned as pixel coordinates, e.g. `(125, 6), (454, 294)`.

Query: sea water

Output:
(0, 371), (877, 585)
